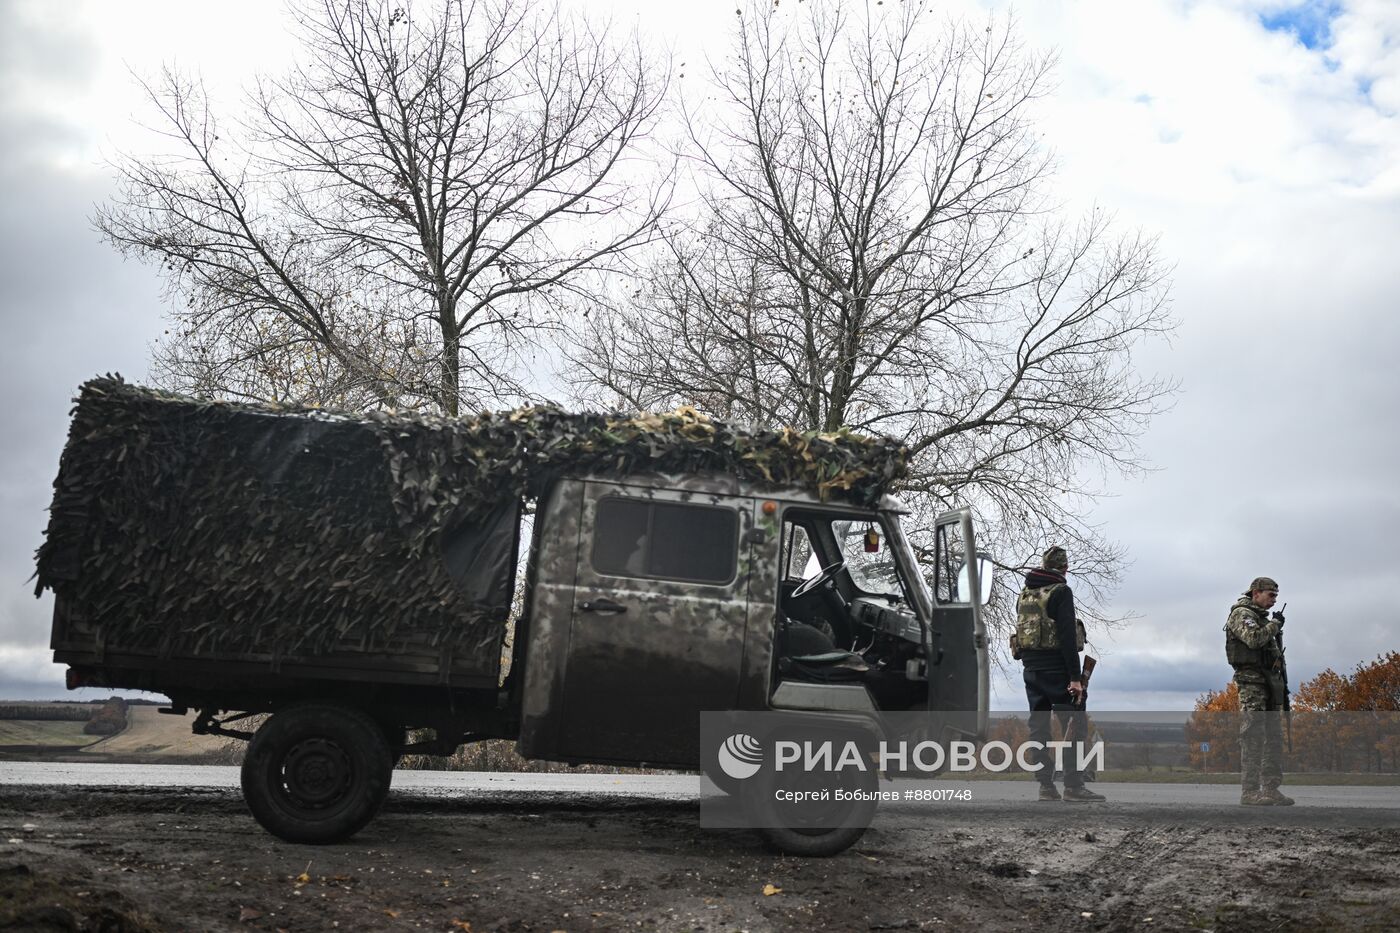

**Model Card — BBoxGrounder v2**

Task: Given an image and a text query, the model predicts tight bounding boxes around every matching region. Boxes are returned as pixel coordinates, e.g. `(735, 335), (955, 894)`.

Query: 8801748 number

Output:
(902, 788), (972, 802)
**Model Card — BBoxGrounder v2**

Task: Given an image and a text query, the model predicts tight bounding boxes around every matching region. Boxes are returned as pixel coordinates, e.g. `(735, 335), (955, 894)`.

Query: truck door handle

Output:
(580, 597), (627, 615)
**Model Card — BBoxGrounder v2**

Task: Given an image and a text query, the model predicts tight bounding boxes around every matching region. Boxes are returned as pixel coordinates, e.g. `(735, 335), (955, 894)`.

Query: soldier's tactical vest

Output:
(1015, 584), (1085, 652)
(1224, 605), (1272, 670)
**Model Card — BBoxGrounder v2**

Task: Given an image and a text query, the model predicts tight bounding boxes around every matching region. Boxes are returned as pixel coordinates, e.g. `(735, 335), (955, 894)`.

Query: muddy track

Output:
(2, 788), (1398, 932)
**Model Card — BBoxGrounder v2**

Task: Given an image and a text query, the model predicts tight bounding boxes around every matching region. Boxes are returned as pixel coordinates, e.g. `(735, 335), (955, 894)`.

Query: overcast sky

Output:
(1, 0), (1396, 709)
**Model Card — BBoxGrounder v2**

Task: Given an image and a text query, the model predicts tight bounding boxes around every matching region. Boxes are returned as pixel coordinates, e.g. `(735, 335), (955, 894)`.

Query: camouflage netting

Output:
(35, 376), (907, 666)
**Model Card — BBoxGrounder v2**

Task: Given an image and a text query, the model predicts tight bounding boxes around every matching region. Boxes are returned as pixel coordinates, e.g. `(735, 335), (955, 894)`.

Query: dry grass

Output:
(0, 720), (102, 748)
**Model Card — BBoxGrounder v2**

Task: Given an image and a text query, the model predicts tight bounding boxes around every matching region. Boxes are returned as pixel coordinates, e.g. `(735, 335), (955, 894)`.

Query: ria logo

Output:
(717, 733), (763, 780)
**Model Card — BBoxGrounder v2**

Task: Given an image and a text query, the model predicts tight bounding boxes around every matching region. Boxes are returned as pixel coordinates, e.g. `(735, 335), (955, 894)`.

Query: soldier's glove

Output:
(1271, 609), (1285, 626)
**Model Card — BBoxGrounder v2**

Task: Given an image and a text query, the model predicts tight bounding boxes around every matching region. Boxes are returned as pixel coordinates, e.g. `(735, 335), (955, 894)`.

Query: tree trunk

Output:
(440, 315), (461, 417)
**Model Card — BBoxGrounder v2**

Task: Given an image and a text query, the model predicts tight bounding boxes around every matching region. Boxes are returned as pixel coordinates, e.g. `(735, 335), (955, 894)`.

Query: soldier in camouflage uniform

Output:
(1224, 576), (1294, 806)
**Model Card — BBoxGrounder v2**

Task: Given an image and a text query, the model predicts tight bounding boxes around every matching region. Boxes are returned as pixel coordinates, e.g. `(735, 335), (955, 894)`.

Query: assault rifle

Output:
(1063, 656), (1096, 739)
(1057, 656), (1098, 781)
(1079, 655), (1097, 706)
(1273, 603), (1292, 752)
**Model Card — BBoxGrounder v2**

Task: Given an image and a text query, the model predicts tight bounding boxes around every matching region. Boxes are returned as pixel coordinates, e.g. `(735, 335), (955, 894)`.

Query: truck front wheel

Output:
(241, 703), (393, 844)
(740, 736), (880, 857)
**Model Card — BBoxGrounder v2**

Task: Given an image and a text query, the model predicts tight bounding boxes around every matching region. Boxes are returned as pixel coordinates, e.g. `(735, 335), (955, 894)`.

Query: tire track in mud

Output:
(1080, 824), (1227, 930)
(1043, 821), (1400, 932)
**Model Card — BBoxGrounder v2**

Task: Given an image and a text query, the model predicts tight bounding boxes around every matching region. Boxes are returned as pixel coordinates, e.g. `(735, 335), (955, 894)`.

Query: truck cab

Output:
(511, 472), (989, 776)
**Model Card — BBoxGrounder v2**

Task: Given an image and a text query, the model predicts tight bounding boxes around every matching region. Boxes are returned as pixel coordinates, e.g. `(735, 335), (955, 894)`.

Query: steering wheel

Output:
(791, 559), (846, 600)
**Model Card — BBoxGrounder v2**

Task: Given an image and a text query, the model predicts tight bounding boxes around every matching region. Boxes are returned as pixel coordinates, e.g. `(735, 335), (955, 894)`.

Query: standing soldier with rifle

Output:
(1014, 546), (1106, 802)
(1224, 576), (1295, 806)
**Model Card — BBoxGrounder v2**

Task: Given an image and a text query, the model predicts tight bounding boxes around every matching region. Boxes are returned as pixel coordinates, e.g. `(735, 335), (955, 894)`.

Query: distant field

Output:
(78, 706), (231, 759)
(0, 706), (232, 760)
(0, 719), (102, 748)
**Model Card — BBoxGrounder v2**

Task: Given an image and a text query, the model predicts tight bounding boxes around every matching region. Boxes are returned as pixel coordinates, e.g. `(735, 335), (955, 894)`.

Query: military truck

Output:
(37, 379), (989, 856)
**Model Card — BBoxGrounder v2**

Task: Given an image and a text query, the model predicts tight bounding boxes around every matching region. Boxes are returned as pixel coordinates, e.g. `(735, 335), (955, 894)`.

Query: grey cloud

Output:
(2, 583), (50, 644)
(991, 652), (1231, 713)
(1083, 214), (1400, 703)
(1088, 654), (1231, 697)
(0, 6), (166, 676)
(1094, 464), (1400, 696)
(0, 2), (98, 93)
(0, 111), (90, 171)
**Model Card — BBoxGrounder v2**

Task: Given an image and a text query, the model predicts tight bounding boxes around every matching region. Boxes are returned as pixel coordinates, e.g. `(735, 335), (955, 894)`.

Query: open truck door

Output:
(926, 508), (990, 740)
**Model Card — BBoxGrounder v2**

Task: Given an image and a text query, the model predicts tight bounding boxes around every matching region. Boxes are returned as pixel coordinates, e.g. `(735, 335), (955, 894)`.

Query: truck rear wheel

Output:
(241, 703), (392, 844)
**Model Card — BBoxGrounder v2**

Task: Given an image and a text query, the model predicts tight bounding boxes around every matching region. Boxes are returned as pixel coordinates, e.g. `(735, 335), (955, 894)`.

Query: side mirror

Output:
(977, 557), (994, 605)
(957, 557), (995, 606)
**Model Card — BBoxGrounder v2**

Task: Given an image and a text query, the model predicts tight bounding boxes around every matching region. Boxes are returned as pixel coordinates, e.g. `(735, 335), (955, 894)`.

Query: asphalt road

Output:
(2, 762), (1396, 818)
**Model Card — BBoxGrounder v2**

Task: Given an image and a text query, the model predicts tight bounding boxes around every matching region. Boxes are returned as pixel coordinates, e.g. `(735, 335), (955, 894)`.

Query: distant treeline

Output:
(0, 704), (91, 721)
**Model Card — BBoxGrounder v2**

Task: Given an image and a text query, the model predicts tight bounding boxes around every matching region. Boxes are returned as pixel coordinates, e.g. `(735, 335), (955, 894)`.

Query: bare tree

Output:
(568, 0), (1175, 627)
(98, 0), (669, 414)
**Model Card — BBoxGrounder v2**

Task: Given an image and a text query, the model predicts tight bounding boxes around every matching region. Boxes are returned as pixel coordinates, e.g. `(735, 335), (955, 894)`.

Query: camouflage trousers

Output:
(1237, 678), (1284, 790)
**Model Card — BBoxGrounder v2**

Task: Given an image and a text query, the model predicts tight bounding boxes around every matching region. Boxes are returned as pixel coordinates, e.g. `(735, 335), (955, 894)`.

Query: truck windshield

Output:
(831, 520), (908, 602)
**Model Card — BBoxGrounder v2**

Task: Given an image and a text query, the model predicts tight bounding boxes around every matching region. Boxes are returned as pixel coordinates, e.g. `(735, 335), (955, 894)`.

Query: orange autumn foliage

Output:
(1184, 682), (1239, 770)
(1191, 653), (1400, 773)
(1344, 651), (1400, 711)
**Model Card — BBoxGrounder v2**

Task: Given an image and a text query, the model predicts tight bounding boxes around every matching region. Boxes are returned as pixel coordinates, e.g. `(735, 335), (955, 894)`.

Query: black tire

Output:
(759, 822), (870, 858)
(700, 737), (744, 797)
(741, 742), (880, 858)
(701, 763), (742, 798)
(241, 703), (392, 844)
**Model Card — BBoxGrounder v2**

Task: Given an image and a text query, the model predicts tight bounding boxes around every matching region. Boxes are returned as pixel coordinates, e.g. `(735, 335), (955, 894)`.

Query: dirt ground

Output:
(1, 785), (1397, 933)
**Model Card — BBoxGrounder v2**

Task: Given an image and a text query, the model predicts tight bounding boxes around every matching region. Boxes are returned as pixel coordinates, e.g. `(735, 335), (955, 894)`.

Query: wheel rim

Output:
(277, 737), (354, 811)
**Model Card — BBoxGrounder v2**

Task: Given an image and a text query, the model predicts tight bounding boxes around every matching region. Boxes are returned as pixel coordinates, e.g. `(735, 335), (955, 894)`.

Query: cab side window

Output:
(592, 498), (738, 584)
(782, 523), (815, 581)
(934, 521), (967, 605)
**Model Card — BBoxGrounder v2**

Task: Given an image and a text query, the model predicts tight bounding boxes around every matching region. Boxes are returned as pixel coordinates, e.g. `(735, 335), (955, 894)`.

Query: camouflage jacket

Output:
(1224, 596), (1282, 682)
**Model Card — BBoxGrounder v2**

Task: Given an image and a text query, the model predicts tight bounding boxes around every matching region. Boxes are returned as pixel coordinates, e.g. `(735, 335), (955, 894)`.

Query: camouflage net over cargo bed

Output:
(35, 377), (907, 663)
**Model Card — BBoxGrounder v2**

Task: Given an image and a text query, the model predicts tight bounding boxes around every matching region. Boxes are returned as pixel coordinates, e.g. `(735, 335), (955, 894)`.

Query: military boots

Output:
(1063, 786), (1107, 803)
(1258, 787), (1295, 806)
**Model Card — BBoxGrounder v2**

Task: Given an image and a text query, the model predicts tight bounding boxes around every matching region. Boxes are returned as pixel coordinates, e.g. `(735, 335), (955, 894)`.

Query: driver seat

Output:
(780, 621), (870, 682)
